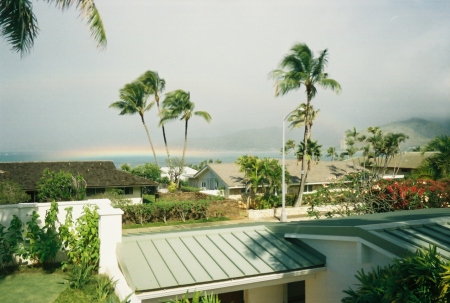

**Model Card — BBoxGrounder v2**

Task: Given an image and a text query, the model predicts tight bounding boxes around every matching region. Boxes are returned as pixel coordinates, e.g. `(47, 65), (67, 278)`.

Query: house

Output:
(114, 208), (450, 303)
(345, 152), (435, 178)
(0, 161), (158, 203)
(188, 160), (363, 199)
(160, 166), (198, 181)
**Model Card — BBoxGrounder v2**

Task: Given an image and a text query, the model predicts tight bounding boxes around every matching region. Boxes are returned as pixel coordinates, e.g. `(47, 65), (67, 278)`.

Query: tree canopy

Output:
(0, 0), (106, 55)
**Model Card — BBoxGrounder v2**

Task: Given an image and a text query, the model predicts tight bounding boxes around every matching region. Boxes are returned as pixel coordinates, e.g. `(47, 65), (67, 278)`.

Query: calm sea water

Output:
(0, 151), (287, 168)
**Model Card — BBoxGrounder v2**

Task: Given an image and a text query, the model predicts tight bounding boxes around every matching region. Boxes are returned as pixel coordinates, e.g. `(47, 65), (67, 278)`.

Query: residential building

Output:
(189, 160), (363, 199)
(0, 161), (157, 203)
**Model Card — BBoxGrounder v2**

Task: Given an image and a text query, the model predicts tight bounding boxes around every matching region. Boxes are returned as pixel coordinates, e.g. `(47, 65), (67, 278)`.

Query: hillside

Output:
(380, 118), (450, 149)
(182, 118), (450, 152)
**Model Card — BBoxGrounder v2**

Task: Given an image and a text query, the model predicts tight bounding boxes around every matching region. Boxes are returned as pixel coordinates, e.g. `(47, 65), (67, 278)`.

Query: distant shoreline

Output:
(0, 150), (292, 167)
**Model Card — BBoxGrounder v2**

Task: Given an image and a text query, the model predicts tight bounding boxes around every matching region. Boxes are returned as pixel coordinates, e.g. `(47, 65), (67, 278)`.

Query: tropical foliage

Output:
(160, 89), (212, 186)
(413, 135), (450, 180)
(0, 0), (106, 55)
(343, 126), (409, 179)
(235, 155), (289, 209)
(304, 176), (450, 219)
(0, 180), (30, 204)
(168, 291), (221, 303)
(37, 169), (86, 202)
(271, 43), (341, 206)
(342, 246), (450, 303)
(110, 78), (159, 165)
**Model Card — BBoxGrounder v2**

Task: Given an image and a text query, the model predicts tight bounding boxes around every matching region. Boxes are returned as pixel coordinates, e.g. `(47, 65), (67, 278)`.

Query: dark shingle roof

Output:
(0, 161), (157, 190)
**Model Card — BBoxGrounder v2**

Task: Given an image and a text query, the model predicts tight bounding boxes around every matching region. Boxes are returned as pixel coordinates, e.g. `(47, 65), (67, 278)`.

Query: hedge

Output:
(120, 200), (214, 225)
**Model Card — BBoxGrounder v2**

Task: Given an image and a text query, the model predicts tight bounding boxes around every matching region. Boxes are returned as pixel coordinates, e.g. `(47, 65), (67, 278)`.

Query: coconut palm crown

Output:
(160, 90), (211, 185)
(270, 43), (341, 207)
(109, 81), (158, 165)
(0, 0), (106, 55)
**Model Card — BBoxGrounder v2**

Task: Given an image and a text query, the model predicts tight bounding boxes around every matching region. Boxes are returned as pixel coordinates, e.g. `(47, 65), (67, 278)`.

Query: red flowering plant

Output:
(372, 179), (449, 210)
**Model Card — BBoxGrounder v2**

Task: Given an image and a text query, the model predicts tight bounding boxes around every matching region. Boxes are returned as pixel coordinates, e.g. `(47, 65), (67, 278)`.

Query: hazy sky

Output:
(1, 0), (449, 155)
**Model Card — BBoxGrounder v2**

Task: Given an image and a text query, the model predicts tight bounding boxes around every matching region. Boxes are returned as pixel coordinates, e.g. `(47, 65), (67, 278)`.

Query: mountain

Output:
(379, 118), (450, 149)
(181, 118), (450, 152)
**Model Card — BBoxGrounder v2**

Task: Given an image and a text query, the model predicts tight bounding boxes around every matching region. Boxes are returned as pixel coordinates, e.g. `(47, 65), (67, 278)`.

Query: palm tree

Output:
(0, 0), (106, 55)
(271, 43), (341, 206)
(109, 81), (159, 166)
(421, 135), (450, 179)
(326, 147), (338, 161)
(295, 139), (322, 171)
(160, 90), (211, 186)
(287, 103), (320, 137)
(137, 71), (171, 166)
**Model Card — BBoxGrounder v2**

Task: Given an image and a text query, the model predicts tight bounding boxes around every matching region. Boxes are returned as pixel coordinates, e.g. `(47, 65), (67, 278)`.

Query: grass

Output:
(0, 266), (67, 303)
(0, 265), (121, 303)
(123, 216), (231, 229)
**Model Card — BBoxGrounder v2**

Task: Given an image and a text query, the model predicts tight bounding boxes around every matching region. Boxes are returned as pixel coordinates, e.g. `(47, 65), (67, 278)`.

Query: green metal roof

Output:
(118, 225), (325, 292)
(273, 208), (450, 258)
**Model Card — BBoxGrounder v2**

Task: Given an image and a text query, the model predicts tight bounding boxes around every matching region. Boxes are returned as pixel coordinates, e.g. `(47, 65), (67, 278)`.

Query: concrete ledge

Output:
(247, 205), (337, 220)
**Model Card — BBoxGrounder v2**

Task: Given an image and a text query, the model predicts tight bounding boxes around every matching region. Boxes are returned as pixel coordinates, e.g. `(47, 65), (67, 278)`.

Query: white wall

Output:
(244, 284), (284, 303)
(302, 239), (392, 303)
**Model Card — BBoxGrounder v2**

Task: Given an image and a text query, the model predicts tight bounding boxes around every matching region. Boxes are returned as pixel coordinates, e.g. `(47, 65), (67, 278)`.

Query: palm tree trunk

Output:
(156, 99), (172, 170)
(178, 118), (189, 188)
(295, 99), (311, 207)
(140, 115), (159, 166)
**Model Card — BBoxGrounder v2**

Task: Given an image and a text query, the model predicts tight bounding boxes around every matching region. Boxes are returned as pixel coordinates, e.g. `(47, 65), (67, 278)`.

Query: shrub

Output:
(119, 200), (217, 225)
(181, 186), (201, 193)
(342, 246), (450, 302)
(24, 202), (61, 266)
(37, 169), (86, 202)
(0, 180), (30, 204)
(93, 189), (132, 207)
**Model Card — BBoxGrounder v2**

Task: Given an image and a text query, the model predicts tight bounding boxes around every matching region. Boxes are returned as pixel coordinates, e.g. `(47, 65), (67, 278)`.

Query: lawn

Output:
(0, 268), (67, 303)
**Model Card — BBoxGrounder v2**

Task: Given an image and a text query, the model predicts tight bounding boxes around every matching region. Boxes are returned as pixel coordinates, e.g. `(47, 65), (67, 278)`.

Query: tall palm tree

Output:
(109, 81), (159, 166)
(271, 43), (341, 206)
(0, 0), (106, 55)
(160, 90), (211, 185)
(137, 71), (171, 166)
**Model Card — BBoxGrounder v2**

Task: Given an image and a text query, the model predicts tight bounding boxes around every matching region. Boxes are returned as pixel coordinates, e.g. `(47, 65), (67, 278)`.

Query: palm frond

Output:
(194, 111), (212, 123)
(0, 0), (38, 55)
(55, 0), (106, 49)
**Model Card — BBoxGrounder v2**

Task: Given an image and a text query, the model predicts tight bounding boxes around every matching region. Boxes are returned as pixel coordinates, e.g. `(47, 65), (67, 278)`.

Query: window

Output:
(288, 281), (305, 303)
(86, 187), (105, 197)
(304, 184), (314, 193)
(201, 181), (207, 188)
(113, 187), (133, 195)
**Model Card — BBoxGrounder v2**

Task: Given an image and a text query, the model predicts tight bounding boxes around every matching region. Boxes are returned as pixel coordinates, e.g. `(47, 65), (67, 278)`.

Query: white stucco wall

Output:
(302, 239), (393, 303)
(244, 284), (284, 303)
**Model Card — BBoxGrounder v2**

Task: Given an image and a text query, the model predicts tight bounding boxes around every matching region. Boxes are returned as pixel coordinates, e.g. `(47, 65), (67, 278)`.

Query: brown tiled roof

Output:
(197, 160), (363, 187)
(346, 152), (435, 169)
(0, 161), (157, 190)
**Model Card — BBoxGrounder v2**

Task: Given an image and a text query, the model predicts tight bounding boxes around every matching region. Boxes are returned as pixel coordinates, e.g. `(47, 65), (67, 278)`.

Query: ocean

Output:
(0, 150), (288, 168)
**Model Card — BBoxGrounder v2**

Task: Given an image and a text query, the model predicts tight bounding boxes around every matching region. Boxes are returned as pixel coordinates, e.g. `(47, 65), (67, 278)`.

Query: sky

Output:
(1, 0), (449, 157)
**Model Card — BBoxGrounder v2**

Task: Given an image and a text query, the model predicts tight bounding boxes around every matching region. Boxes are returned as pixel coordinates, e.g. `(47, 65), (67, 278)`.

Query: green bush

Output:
(0, 180), (30, 204)
(119, 200), (215, 225)
(24, 202), (61, 266)
(342, 246), (450, 303)
(37, 169), (86, 202)
(181, 186), (201, 193)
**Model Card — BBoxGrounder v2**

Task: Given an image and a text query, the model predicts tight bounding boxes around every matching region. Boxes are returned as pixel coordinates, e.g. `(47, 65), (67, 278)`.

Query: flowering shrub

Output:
(373, 179), (449, 210)
(304, 176), (449, 219)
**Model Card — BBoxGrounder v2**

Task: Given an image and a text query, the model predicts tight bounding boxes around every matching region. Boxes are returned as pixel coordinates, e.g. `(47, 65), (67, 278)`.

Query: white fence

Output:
(0, 199), (137, 302)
